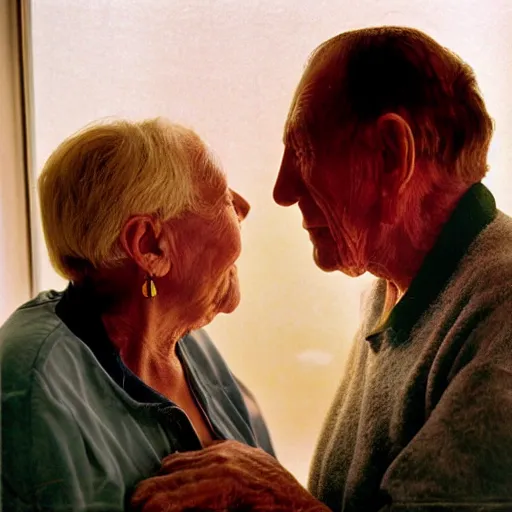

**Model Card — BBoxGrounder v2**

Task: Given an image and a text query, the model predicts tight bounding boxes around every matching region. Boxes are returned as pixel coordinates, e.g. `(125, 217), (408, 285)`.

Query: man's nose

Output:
(273, 150), (303, 207)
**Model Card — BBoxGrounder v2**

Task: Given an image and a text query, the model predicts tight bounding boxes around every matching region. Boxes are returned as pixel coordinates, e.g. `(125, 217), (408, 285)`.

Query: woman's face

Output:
(195, 185), (250, 317)
(166, 165), (250, 329)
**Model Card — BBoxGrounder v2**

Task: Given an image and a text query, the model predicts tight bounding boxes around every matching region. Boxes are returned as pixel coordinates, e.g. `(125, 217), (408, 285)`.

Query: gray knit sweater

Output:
(309, 184), (512, 511)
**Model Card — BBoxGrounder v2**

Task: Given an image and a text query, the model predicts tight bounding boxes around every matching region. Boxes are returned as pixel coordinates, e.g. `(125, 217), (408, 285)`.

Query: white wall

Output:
(0, 0), (31, 325)
(29, 0), (512, 484)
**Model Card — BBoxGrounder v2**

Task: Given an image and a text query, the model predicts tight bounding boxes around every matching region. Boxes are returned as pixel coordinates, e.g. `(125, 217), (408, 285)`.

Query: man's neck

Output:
(372, 184), (469, 296)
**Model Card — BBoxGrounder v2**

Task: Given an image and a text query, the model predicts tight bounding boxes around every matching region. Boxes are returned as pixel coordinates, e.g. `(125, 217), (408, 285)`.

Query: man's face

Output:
(274, 145), (341, 272)
(273, 81), (380, 277)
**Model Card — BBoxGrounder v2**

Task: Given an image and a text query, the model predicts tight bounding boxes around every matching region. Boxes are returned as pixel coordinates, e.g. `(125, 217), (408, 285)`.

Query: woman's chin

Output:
(219, 286), (241, 314)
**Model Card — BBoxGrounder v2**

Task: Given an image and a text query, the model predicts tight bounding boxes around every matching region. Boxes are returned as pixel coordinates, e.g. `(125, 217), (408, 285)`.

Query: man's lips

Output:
(304, 226), (332, 243)
(302, 221), (327, 230)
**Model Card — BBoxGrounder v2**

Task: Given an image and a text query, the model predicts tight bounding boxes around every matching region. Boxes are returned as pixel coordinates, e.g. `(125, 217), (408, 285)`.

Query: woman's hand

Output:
(131, 440), (330, 511)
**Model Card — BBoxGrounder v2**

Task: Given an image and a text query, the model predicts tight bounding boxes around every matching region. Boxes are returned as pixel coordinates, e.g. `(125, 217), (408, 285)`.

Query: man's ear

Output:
(377, 113), (415, 223)
(119, 216), (172, 277)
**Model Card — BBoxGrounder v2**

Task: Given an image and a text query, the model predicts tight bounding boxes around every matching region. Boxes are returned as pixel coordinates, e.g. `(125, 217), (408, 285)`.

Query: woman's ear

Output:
(377, 113), (415, 224)
(120, 216), (172, 277)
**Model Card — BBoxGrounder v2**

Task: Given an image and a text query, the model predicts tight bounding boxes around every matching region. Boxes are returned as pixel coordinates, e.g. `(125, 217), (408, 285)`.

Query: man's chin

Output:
(340, 266), (365, 278)
(313, 248), (340, 273)
(313, 248), (365, 277)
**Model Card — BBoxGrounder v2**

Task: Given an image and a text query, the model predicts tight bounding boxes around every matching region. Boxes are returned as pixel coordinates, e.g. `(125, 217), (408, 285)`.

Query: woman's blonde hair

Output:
(38, 117), (215, 280)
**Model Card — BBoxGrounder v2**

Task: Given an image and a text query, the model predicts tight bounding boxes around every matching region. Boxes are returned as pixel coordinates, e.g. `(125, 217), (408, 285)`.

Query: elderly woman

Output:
(0, 118), (274, 511)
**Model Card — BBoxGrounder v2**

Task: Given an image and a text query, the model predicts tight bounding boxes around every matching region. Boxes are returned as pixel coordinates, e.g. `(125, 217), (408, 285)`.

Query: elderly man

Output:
(132, 27), (512, 512)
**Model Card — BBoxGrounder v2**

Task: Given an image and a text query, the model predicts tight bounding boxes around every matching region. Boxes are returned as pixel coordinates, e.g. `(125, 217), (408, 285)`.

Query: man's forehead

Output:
(284, 89), (310, 143)
(286, 38), (345, 137)
(284, 62), (331, 143)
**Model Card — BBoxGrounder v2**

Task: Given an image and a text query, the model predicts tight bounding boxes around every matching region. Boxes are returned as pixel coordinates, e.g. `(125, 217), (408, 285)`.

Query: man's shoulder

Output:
(466, 210), (512, 272)
(448, 211), (512, 299)
(428, 211), (512, 362)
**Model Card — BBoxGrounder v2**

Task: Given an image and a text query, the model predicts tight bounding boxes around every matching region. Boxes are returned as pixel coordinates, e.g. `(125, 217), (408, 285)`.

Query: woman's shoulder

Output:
(0, 290), (90, 394)
(0, 290), (63, 357)
(181, 329), (240, 389)
(180, 330), (276, 456)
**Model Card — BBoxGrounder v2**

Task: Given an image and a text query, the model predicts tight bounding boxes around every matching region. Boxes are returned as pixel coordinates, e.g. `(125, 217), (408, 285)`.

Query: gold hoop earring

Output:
(142, 275), (157, 298)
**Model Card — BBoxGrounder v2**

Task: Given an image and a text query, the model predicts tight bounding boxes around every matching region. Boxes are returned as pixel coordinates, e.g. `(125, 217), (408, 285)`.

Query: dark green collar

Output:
(366, 182), (497, 347)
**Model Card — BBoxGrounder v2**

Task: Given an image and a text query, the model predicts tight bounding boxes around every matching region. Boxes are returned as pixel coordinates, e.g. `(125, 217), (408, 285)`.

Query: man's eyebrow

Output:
(282, 125), (292, 146)
(283, 85), (309, 145)
(283, 111), (304, 143)
(284, 117), (308, 151)
(282, 109), (294, 144)
(286, 91), (313, 144)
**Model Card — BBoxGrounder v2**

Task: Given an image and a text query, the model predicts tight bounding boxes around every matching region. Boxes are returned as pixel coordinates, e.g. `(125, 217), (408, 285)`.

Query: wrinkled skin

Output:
(130, 440), (330, 512)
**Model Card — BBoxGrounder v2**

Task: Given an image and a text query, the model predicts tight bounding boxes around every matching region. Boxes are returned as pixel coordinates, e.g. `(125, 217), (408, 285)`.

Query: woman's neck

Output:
(101, 299), (186, 381)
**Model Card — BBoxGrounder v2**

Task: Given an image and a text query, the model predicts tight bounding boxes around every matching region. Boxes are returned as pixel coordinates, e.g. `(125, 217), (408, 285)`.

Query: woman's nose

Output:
(231, 189), (250, 220)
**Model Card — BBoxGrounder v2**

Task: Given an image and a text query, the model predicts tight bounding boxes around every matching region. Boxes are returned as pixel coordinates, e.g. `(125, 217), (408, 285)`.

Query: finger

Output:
(132, 463), (237, 508)
(134, 459), (256, 508)
(131, 474), (187, 508)
(137, 476), (240, 512)
(134, 492), (171, 512)
(159, 443), (237, 474)
(158, 441), (229, 468)
(160, 439), (243, 465)
(159, 441), (266, 475)
(135, 492), (184, 512)
(133, 447), (316, 512)
(159, 449), (221, 474)
(135, 458), (285, 507)
(137, 477), (293, 512)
